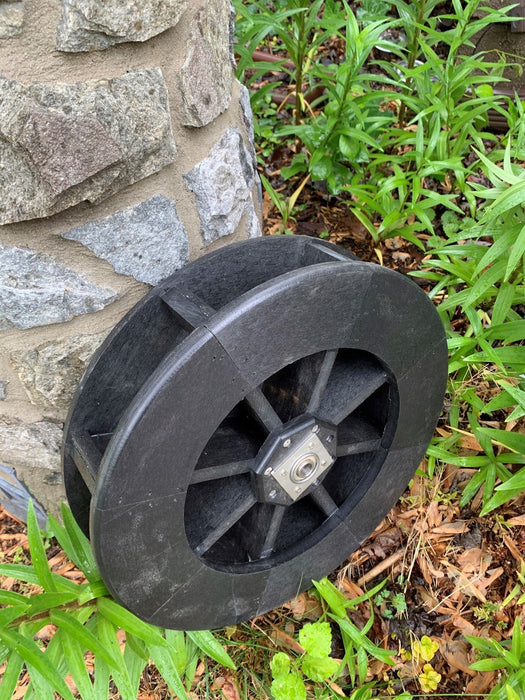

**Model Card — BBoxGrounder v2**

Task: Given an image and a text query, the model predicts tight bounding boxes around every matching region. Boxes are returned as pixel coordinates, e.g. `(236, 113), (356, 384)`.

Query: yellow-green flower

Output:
(418, 664), (441, 693)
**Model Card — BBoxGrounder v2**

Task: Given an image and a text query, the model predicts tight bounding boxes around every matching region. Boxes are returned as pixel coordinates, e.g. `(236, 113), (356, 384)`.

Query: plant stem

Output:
(398, 0), (427, 128)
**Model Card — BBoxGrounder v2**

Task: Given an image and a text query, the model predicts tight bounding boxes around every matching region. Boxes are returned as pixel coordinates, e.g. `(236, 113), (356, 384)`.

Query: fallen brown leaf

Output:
(440, 637), (475, 675)
(504, 534), (525, 563)
(329, 681), (346, 697)
(432, 521), (469, 535)
(457, 547), (483, 572)
(270, 626), (304, 654)
(450, 615), (476, 636)
(465, 670), (497, 694)
(216, 674), (241, 700)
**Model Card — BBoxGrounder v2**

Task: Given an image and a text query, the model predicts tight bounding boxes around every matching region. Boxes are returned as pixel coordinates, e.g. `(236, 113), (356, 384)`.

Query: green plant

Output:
(270, 621), (339, 700)
(313, 578), (395, 689)
(467, 619), (525, 699)
(414, 140), (525, 512)
(260, 171), (310, 233)
(235, 0), (517, 244)
(373, 587), (407, 618)
(0, 502), (235, 699)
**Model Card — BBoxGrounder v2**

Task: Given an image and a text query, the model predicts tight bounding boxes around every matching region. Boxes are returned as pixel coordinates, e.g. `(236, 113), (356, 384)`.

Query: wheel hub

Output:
(255, 417), (337, 505)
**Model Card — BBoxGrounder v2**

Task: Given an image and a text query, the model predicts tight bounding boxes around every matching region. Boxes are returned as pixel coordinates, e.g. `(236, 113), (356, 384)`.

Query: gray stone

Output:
(10, 332), (107, 411)
(0, 381), (6, 400)
(239, 85), (255, 140)
(62, 195), (189, 285)
(184, 128), (261, 246)
(57, 0), (189, 52)
(0, 1), (23, 39)
(0, 69), (176, 225)
(0, 416), (62, 473)
(179, 0), (234, 127)
(14, 107), (122, 196)
(0, 242), (118, 331)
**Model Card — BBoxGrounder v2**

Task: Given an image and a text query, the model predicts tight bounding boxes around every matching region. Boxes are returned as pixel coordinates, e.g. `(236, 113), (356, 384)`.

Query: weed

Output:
(0, 501), (236, 699)
(467, 618), (525, 699)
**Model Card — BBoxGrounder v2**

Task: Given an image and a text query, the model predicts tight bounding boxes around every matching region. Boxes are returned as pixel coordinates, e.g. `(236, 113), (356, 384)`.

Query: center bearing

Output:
(271, 429), (334, 500)
(290, 454), (319, 483)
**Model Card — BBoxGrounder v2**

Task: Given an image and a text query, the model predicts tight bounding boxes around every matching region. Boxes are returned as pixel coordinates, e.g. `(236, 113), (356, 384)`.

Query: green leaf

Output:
(97, 596), (165, 646)
(60, 504), (100, 582)
(298, 621), (332, 657)
(187, 630), (236, 670)
(164, 628), (186, 675)
(470, 658), (509, 672)
(0, 604), (29, 627)
(0, 563), (78, 593)
(465, 257), (507, 306)
(301, 654), (339, 682)
(0, 589), (29, 606)
(466, 635), (500, 656)
(125, 631), (149, 662)
(50, 609), (118, 669)
(93, 653), (110, 699)
(60, 636), (96, 700)
(97, 614), (135, 700)
(25, 662), (55, 700)
(271, 651), (291, 680)
(475, 84), (493, 98)
(149, 641), (189, 700)
(486, 179), (525, 218)
(0, 627), (75, 700)
(505, 223), (525, 281)
(270, 670), (306, 700)
(333, 616), (395, 665)
(477, 429), (525, 455)
(26, 591), (78, 618)
(123, 635), (148, 699)
(357, 645), (368, 685)
(0, 651), (24, 700)
(27, 500), (56, 593)
(312, 578), (347, 617)
(505, 684), (521, 700)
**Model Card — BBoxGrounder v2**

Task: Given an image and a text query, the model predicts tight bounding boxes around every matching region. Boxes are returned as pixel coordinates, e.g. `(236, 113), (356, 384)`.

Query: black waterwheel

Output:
(63, 236), (447, 630)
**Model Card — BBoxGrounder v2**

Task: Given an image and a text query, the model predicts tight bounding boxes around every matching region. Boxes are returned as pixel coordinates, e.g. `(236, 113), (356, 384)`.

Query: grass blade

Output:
(50, 609), (118, 668)
(97, 597), (166, 646)
(0, 627), (75, 700)
(187, 630), (236, 670)
(0, 651), (24, 700)
(60, 504), (100, 583)
(26, 500), (56, 593)
(61, 636), (96, 700)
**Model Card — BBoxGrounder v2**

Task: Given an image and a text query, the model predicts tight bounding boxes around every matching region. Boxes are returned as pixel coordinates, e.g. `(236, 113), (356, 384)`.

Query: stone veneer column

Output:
(0, 0), (261, 522)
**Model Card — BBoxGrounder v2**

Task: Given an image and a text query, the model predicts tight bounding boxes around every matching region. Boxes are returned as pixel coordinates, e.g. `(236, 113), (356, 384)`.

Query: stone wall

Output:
(0, 0), (261, 521)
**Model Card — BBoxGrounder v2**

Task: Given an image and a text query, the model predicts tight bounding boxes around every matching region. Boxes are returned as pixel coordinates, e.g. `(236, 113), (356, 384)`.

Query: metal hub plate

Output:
(270, 430), (334, 500)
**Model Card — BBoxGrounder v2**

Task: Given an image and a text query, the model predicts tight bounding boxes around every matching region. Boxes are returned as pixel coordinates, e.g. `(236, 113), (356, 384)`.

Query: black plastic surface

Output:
(62, 236), (447, 629)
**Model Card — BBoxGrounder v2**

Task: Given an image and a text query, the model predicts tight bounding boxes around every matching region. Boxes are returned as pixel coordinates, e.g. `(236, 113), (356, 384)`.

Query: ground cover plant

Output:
(1, 0), (524, 698)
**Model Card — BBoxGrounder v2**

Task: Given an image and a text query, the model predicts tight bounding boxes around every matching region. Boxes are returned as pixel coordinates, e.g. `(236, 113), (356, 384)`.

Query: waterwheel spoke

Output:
(336, 415), (383, 457)
(245, 388), (283, 433)
(307, 349), (338, 414)
(259, 505), (286, 560)
(195, 493), (257, 556)
(190, 459), (255, 484)
(336, 438), (382, 457)
(317, 361), (387, 426)
(309, 484), (338, 518)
